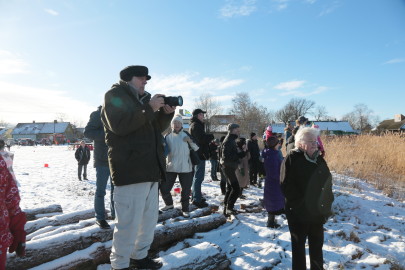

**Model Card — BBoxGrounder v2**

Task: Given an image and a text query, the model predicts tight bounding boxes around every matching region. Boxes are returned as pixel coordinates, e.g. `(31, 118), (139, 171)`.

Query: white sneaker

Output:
(161, 205), (174, 211)
(182, 211), (190, 218)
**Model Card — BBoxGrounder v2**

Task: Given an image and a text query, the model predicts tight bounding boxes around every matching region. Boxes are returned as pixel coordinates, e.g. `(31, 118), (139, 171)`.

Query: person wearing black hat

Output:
(220, 123), (246, 216)
(102, 65), (175, 270)
(247, 132), (260, 186)
(189, 108), (214, 208)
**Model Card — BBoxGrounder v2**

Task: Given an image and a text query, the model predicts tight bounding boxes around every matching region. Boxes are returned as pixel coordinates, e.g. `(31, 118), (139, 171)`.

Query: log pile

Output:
(7, 204), (229, 270)
(24, 204), (63, 221)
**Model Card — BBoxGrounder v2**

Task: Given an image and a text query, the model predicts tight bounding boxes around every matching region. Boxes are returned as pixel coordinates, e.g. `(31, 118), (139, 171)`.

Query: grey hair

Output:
(294, 127), (320, 149)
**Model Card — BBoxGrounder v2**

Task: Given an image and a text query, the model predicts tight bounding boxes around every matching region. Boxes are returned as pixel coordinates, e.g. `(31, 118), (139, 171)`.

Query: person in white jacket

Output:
(160, 115), (199, 217)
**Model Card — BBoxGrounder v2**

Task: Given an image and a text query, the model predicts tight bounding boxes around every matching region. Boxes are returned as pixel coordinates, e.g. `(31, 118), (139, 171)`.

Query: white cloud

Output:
(273, 0), (289, 10)
(319, 1), (340, 16)
(0, 81), (94, 125)
(274, 80), (306, 91)
(220, 0), (257, 18)
(278, 85), (329, 97)
(148, 72), (244, 112)
(44, 9), (59, 16)
(305, 0), (317, 4)
(383, 58), (405, 65)
(274, 80), (328, 97)
(0, 50), (29, 75)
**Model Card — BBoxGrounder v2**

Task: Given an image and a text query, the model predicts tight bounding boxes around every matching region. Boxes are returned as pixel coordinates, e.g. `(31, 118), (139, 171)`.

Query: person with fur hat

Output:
(247, 132), (260, 186)
(102, 65), (175, 270)
(189, 108), (214, 208)
(220, 123), (246, 216)
(160, 115), (199, 217)
(262, 136), (284, 228)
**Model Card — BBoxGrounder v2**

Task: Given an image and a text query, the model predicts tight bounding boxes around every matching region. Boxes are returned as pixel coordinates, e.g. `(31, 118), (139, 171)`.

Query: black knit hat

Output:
(250, 132), (256, 138)
(266, 136), (279, 149)
(120, 65), (151, 81)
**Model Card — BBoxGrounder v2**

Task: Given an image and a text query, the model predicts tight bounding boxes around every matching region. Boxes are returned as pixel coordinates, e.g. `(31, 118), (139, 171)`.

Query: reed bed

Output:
(323, 133), (405, 199)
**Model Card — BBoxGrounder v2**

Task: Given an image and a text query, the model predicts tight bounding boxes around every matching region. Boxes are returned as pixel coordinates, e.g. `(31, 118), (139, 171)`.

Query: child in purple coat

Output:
(262, 136), (285, 228)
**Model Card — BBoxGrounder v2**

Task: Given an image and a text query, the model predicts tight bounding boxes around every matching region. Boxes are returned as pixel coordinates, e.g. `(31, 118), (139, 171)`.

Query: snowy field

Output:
(9, 145), (405, 269)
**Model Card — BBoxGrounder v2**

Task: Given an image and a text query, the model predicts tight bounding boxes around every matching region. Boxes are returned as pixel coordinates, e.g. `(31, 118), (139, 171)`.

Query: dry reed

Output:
(323, 133), (405, 199)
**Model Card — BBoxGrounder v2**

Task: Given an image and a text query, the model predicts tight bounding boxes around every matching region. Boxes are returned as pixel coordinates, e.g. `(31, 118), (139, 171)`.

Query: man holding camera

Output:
(102, 65), (175, 270)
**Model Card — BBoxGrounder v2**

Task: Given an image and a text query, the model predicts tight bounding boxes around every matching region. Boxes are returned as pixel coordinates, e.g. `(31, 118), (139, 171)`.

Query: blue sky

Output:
(0, 0), (404, 126)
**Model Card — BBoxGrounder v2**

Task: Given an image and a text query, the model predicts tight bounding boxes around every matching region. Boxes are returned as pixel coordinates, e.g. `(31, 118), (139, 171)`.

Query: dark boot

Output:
(267, 213), (280, 228)
(130, 257), (162, 269)
(239, 188), (246, 199)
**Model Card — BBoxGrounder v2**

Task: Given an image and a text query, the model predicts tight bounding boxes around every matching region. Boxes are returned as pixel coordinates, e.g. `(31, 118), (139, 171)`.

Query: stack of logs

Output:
(7, 204), (231, 270)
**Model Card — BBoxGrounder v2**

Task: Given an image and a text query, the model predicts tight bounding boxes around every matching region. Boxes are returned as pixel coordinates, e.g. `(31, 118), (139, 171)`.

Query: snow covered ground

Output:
(10, 146), (405, 269)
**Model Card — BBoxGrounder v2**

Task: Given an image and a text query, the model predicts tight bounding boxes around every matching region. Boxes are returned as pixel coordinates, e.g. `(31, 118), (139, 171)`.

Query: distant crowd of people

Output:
(0, 65), (334, 270)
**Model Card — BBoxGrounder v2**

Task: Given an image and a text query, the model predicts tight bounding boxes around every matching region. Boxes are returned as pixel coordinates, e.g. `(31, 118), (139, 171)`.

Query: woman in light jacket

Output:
(160, 115), (199, 217)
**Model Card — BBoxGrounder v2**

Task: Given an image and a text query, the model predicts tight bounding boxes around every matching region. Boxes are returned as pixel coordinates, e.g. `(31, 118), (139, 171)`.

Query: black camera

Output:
(163, 96), (183, 107)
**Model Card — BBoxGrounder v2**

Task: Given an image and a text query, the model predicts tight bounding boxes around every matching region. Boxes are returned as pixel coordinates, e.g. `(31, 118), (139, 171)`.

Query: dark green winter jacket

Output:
(101, 81), (174, 186)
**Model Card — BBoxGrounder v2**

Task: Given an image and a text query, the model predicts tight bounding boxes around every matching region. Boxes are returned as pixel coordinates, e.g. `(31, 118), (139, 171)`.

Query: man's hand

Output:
(183, 136), (191, 143)
(149, 94), (165, 112)
(163, 104), (176, 114)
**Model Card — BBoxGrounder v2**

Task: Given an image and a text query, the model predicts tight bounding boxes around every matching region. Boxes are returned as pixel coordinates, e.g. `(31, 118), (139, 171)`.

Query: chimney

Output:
(394, 114), (405, 122)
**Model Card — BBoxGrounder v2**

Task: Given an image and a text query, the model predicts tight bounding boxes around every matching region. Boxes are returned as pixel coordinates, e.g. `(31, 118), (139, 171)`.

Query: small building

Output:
(12, 121), (76, 144)
(377, 114), (405, 133)
(271, 120), (357, 136)
(209, 115), (237, 137)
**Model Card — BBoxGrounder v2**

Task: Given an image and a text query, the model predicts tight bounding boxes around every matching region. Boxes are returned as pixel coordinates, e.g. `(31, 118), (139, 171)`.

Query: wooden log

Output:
(152, 214), (227, 250)
(25, 209), (95, 234)
(159, 241), (231, 270)
(27, 218), (96, 241)
(24, 204), (63, 221)
(11, 211), (226, 270)
(7, 225), (114, 270)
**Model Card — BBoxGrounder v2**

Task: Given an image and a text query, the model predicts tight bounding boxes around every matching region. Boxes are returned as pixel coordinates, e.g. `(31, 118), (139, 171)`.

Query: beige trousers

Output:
(110, 181), (159, 269)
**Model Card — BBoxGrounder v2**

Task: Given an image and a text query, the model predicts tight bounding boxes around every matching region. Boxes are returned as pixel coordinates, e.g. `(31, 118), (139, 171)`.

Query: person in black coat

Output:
(247, 132), (260, 186)
(280, 127), (334, 270)
(75, 140), (91, 180)
(84, 106), (115, 229)
(218, 135), (227, 195)
(220, 123), (246, 216)
(209, 139), (219, 181)
(189, 109), (214, 208)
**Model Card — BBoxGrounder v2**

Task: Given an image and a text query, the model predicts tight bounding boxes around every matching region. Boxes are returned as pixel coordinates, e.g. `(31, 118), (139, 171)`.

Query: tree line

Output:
(194, 92), (380, 135)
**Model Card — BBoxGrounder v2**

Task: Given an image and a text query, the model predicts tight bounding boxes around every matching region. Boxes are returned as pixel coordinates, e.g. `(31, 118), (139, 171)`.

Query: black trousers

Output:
(78, 164), (87, 179)
(249, 159), (259, 184)
(223, 166), (241, 210)
(219, 166), (227, 195)
(160, 172), (193, 212)
(287, 221), (324, 270)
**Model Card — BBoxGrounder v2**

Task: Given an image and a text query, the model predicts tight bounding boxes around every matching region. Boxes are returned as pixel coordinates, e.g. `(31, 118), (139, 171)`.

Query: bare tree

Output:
(275, 98), (316, 124)
(55, 113), (68, 122)
(193, 93), (222, 132)
(312, 105), (329, 121)
(342, 103), (376, 133)
(0, 119), (10, 128)
(229, 92), (274, 137)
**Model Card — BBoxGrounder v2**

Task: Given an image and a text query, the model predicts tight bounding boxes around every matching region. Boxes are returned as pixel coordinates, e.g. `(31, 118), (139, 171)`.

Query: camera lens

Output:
(164, 96), (183, 107)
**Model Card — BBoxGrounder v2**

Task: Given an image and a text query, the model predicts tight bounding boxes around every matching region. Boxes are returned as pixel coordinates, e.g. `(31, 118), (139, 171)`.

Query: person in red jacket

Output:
(0, 145), (26, 269)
